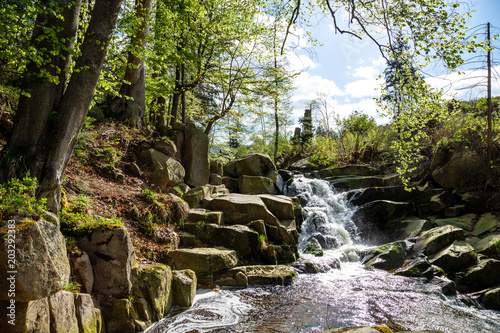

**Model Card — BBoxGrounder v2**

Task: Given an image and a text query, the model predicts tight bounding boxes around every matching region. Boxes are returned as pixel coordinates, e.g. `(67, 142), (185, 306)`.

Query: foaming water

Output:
(146, 176), (500, 333)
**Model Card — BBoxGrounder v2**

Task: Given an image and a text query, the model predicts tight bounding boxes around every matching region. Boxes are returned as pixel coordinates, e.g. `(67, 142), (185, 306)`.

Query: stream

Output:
(146, 176), (500, 333)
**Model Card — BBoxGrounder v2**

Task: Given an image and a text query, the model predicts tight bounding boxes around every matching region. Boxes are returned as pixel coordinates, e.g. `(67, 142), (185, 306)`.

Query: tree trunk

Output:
(5, 0), (82, 175)
(1, 0), (123, 212)
(112, 0), (152, 127)
(170, 66), (181, 124)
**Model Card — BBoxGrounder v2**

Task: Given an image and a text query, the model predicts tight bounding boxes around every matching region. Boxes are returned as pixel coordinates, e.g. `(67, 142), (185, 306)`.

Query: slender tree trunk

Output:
(1, 0), (123, 212)
(112, 0), (152, 127)
(171, 66), (181, 124)
(181, 64), (187, 124)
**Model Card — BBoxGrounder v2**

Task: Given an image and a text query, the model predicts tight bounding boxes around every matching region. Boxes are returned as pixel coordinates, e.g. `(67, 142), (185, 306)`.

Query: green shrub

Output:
(0, 173), (47, 220)
(59, 209), (123, 236)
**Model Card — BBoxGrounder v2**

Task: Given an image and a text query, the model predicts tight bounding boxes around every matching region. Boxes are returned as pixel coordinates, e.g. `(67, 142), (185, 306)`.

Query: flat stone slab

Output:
(227, 265), (296, 286)
(164, 247), (238, 273)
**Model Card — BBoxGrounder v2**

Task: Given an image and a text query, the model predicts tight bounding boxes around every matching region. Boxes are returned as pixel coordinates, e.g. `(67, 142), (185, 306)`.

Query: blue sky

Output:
(286, 0), (500, 126)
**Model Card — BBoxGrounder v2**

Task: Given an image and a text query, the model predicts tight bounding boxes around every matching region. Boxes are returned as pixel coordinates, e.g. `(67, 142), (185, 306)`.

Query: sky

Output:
(285, 0), (500, 127)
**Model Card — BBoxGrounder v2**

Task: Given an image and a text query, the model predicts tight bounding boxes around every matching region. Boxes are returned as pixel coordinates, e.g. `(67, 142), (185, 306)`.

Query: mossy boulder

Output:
(182, 122), (210, 187)
(228, 265), (296, 286)
(100, 298), (143, 333)
(173, 269), (197, 308)
(320, 326), (394, 333)
(429, 241), (477, 272)
(74, 293), (103, 333)
(394, 259), (445, 279)
(363, 241), (409, 271)
(0, 219), (70, 302)
(429, 191), (455, 213)
(387, 218), (432, 240)
(132, 264), (173, 321)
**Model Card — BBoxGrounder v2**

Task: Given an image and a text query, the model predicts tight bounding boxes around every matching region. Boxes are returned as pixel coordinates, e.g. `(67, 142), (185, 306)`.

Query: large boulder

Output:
(257, 194), (295, 220)
(185, 224), (261, 258)
(387, 218), (432, 240)
(77, 226), (138, 297)
(163, 247), (238, 274)
(431, 147), (484, 188)
(148, 157), (185, 189)
(347, 186), (431, 206)
(235, 153), (277, 178)
(69, 249), (94, 294)
(478, 287), (500, 310)
(0, 219), (70, 302)
(414, 225), (467, 256)
(206, 194), (298, 246)
(429, 241), (477, 272)
(172, 269), (197, 308)
(132, 264), (173, 321)
(182, 122), (210, 187)
(100, 298), (142, 333)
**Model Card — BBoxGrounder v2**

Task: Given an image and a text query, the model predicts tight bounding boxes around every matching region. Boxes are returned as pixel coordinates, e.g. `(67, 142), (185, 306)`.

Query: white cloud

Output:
(287, 53), (319, 73)
(291, 72), (344, 102)
(344, 78), (382, 98)
(372, 57), (386, 67)
(352, 66), (379, 79)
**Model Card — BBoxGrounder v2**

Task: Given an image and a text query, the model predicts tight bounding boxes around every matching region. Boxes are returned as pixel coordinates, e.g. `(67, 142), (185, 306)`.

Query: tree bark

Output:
(1, 0), (123, 212)
(112, 0), (152, 127)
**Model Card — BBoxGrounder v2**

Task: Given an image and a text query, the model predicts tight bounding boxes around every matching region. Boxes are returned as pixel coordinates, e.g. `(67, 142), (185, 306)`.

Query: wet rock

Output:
(414, 225), (467, 256)
(163, 247), (238, 274)
(278, 169), (294, 182)
(474, 234), (500, 259)
(444, 205), (466, 217)
(330, 175), (386, 190)
(429, 276), (457, 295)
(363, 241), (410, 271)
(48, 291), (79, 333)
(77, 226), (137, 297)
(478, 287), (500, 310)
(458, 258), (500, 291)
(182, 122), (210, 187)
(394, 258), (444, 279)
(173, 269), (197, 308)
(304, 237), (324, 257)
(227, 265), (296, 286)
(353, 200), (412, 225)
(0, 219), (70, 302)
(429, 241), (476, 272)
(326, 165), (380, 177)
(320, 326), (393, 333)
(462, 191), (500, 213)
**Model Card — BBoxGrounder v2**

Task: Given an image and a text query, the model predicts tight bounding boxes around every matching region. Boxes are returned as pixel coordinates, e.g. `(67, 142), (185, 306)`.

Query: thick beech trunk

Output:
(1, 0), (123, 212)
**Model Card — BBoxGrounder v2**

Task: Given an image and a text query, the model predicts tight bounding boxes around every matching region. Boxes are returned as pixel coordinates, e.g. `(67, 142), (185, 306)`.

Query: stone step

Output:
(187, 208), (223, 225)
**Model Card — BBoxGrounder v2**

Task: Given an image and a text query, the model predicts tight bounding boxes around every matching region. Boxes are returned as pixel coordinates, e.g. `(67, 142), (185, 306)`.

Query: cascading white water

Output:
(146, 175), (500, 333)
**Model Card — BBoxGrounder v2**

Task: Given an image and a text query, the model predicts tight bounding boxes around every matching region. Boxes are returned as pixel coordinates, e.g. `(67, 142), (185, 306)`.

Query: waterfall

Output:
(288, 175), (363, 262)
